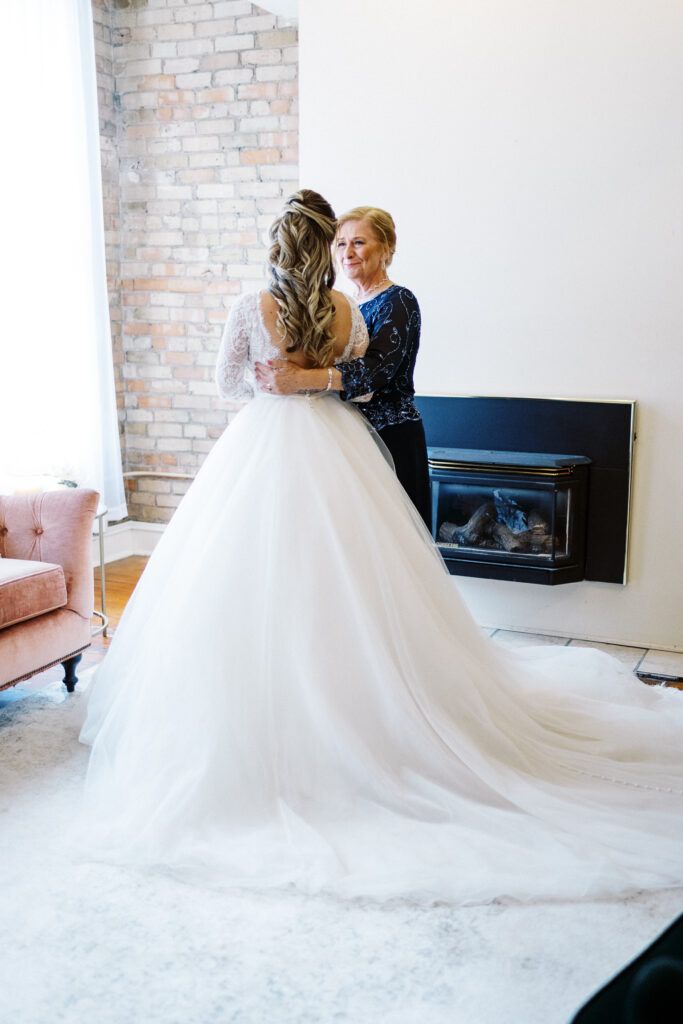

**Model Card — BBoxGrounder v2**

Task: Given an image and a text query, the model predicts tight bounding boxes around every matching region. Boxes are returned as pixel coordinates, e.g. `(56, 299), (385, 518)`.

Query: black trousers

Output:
(377, 418), (432, 531)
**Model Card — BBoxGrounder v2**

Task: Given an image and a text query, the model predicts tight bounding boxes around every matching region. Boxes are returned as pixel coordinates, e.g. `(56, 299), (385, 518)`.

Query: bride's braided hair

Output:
(267, 189), (337, 367)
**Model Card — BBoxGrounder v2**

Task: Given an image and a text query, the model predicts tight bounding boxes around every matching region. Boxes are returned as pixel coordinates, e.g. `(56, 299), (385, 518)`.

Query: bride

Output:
(80, 189), (683, 904)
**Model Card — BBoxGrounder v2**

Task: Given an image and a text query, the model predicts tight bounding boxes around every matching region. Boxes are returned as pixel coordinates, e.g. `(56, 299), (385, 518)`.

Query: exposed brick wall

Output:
(93, 0), (298, 522)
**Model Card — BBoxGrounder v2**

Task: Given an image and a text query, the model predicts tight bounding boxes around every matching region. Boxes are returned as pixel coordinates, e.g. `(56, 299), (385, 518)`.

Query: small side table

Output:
(92, 505), (109, 638)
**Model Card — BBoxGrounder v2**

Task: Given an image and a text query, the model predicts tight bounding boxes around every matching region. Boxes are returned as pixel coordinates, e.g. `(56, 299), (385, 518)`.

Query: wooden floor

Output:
(89, 555), (148, 664)
(95, 555), (148, 636)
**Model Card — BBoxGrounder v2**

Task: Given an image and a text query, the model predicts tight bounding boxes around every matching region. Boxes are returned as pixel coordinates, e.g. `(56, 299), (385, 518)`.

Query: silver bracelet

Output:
(326, 367), (333, 391)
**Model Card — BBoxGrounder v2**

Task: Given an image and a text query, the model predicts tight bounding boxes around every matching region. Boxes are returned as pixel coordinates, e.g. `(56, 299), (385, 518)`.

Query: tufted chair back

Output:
(0, 490), (100, 619)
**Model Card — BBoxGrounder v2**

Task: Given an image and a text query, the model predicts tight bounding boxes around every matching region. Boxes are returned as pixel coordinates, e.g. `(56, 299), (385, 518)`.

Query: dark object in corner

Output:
(570, 912), (683, 1023)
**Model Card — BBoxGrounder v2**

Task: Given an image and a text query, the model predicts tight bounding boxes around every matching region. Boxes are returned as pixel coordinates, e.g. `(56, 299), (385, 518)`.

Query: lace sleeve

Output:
(216, 294), (255, 401)
(344, 297), (373, 402)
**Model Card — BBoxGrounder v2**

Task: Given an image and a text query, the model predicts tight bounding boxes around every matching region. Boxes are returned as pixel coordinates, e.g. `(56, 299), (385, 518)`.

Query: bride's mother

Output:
(255, 205), (431, 529)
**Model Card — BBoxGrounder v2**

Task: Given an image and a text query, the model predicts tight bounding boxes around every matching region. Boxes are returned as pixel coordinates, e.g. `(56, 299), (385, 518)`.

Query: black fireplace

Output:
(415, 396), (635, 586)
(429, 448), (591, 584)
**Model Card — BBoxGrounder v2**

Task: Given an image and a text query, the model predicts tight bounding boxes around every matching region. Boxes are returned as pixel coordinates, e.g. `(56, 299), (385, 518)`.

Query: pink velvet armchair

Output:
(0, 489), (99, 693)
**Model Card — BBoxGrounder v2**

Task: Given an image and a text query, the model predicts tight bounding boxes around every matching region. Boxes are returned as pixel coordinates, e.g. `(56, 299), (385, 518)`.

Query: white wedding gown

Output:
(80, 292), (683, 904)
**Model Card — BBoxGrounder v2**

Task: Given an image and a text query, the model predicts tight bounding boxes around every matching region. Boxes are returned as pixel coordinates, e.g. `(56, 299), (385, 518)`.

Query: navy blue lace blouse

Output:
(338, 285), (422, 432)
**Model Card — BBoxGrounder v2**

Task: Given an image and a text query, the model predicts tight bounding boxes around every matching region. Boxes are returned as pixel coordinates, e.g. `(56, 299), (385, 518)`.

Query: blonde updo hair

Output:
(267, 189), (337, 367)
(336, 205), (397, 267)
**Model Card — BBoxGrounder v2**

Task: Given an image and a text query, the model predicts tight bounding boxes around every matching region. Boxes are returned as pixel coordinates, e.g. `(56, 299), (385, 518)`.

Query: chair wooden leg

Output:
(61, 653), (82, 693)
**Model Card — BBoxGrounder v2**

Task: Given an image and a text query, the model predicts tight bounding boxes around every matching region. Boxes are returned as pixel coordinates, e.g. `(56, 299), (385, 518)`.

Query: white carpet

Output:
(1, 680), (681, 1024)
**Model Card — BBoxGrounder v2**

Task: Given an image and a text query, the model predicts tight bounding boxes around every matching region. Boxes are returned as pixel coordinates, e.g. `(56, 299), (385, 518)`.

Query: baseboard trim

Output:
(91, 519), (164, 565)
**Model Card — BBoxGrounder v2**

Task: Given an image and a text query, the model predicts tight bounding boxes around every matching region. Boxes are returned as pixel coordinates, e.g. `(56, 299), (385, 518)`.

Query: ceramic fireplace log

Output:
(438, 503), (497, 545)
(491, 521), (526, 552)
(438, 504), (553, 553)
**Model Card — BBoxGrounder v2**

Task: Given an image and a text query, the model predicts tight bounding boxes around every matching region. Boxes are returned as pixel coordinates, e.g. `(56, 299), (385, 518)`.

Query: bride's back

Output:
(259, 289), (353, 369)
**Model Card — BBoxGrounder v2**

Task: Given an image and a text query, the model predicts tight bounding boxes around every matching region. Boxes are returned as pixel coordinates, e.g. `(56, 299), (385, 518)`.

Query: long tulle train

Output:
(79, 393), (683, 903)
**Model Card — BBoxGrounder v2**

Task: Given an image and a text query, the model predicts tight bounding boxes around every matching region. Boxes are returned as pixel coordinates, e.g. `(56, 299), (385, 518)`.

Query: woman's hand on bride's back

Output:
(254, 359), (303, 394)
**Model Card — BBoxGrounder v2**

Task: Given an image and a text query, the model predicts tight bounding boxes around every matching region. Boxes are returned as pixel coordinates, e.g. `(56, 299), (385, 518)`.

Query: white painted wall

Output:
(300, 0), (683, 649)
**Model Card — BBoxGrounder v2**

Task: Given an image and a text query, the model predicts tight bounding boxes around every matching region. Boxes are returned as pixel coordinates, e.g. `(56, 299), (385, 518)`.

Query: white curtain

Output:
(0, 0), (126, 521)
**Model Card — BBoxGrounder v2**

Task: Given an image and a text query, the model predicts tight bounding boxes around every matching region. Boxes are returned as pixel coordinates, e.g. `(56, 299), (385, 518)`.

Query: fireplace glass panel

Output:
(435, 483), (571, 563)
(427, 448), (591, 583)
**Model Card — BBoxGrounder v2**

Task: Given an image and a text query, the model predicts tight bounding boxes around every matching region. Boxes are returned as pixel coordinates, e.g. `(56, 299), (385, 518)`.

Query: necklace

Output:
(358, 277), (391, 302)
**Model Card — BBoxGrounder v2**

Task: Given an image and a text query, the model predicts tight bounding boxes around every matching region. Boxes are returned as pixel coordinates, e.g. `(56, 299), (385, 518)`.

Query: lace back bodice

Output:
(216, 291), (369, 400)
